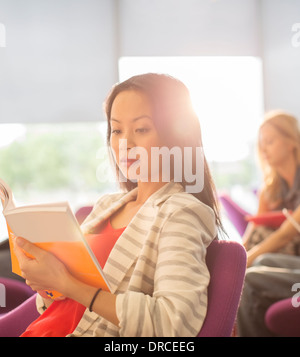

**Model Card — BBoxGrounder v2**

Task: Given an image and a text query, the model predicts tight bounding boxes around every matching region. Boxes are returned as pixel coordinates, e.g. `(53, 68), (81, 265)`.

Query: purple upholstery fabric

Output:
(265, 297), (300, 337)
(198, 240), (247, 337)
(218, 194), (249, 236)
(0, 294), (39, 337)
(0, 277), (35, 315)
(75, 206), (93, 225)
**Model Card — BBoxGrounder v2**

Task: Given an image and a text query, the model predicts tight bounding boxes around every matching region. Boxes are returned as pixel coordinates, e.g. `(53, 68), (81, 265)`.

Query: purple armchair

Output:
(0, 294), (39, 337)
(0, 277), (35, 315)
(0, 277), (38, 337)
(75, 205), (93, 225)
(218, 194), (250, 236)
(198, 239), (247, 336)
(265, 297), (300, 337)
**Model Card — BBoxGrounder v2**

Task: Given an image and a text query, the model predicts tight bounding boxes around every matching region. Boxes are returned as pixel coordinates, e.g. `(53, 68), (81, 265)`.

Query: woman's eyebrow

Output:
(110, 115), (152, 123)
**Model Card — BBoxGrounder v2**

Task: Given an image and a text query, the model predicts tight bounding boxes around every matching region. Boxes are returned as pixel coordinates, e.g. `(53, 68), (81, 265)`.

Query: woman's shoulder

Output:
(160, 191), (216, 222)
(158, 191), (217, 241)
(163, 189), (210, 206)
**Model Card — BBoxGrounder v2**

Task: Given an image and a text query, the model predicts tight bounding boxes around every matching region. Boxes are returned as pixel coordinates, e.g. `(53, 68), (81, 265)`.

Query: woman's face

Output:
(109, 90), (163, 183)
(259, 123), (295, 168)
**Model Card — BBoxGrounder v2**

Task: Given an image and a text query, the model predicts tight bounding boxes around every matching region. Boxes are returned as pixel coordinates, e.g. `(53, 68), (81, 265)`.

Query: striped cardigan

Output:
(65, 182), (216, 337)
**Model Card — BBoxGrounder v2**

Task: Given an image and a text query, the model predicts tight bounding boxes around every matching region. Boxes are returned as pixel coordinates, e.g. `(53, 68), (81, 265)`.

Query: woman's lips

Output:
(120, 158), (139, 168)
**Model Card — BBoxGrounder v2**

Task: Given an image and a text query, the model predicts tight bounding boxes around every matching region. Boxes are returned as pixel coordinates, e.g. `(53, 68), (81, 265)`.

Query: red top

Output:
(21, 219), (126, 337)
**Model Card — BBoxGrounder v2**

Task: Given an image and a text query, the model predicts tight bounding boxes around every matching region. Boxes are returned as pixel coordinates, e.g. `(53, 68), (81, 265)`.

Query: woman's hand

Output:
(14, 237), (119, 325)
(13, 237), (71, 295)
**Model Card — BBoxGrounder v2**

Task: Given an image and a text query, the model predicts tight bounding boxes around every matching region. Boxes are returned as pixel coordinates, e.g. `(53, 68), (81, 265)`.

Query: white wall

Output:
(0, 0), (118, 123)
(261, 0), (300, 119)
(118, 0), (261, 56)
(0, 0), (299, 123)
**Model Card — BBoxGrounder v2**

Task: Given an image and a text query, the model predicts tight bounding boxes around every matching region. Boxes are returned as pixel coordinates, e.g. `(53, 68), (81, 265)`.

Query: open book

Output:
(0, 178), (111, 299)
(245, 210), (290, 229)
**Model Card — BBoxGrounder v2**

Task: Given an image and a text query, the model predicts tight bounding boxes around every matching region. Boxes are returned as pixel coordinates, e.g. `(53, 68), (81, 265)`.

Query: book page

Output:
(0, 178), (111, 298)
(4, 204), (82, 243)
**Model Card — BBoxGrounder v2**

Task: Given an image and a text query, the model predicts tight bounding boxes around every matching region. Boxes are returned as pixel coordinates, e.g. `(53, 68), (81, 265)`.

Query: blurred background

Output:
(0, 0), (300, 242)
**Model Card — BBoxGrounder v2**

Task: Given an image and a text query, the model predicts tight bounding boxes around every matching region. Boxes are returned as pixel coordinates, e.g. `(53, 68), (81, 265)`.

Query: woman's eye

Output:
(111, 129), (121, 135)
(136, 128), (150, 133)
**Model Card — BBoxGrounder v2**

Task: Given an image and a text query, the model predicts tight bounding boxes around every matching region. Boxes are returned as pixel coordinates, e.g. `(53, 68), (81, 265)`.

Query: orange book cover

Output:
(0, 178), (111, 299)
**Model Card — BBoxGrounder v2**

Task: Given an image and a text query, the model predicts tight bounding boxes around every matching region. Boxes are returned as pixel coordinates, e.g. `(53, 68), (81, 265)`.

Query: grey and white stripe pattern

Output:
(66, 181), (217, 337)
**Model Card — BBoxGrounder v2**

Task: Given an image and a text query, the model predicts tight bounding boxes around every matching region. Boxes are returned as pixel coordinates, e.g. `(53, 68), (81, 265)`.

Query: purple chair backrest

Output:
(0, 293), (39, 337)
(75, 206), (93, 225)
(198, 240), (247, 337)
(265, 297), (300, 337)
(0, 277), (35, 315)
(218, 194), (249, 236)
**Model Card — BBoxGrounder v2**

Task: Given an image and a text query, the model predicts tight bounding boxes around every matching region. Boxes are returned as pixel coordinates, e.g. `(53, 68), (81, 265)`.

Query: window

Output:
(0, 122), (116, 242)
(119, 56), (263, 192)
(119, 56), (263, 162)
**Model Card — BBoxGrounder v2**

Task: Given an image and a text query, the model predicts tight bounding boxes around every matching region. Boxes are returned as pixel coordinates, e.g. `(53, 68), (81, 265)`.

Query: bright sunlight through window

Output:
(118, 56), (264, 163)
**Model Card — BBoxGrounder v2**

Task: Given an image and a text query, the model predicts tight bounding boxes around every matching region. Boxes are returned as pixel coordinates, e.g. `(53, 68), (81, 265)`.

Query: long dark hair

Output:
(104, 73), (224, 233)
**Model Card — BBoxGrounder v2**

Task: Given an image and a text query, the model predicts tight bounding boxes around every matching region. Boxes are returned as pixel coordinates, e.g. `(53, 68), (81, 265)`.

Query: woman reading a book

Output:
(243, 110), (300, 265)
(13, 73), (223, 337)
(238, 110), (300, 336)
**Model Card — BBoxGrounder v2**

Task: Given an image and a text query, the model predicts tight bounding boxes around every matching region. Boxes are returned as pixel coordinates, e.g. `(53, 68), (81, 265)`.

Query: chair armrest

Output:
(265, 298), (300, 337)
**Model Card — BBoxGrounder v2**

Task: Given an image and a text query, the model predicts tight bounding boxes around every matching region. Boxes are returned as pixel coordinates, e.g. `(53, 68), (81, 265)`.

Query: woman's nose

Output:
(121, 130), (135, 149)
(260, 143), (267, 153)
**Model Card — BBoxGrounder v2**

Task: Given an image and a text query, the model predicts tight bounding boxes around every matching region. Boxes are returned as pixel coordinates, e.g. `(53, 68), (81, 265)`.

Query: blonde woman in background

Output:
(244, 110), (300, 265)
(238, 110), (300, 336)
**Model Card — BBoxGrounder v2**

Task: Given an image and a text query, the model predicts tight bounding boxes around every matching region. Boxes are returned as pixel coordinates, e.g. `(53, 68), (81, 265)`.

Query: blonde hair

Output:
(257, 110), (300, 207)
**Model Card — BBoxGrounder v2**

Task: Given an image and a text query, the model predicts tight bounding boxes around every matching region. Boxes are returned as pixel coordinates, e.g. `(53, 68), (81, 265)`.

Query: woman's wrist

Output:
(55, 271), (119, 326)
(58, 272), (84, 299)
(58, 273), (99, 308)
